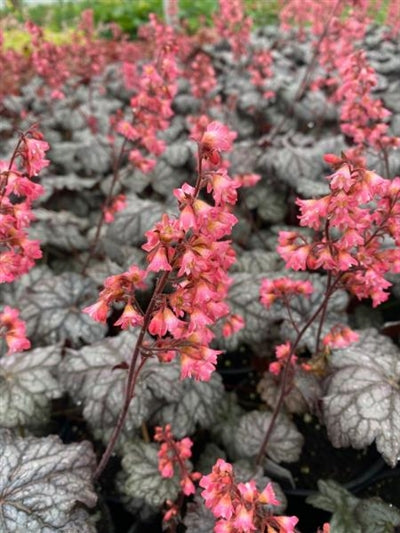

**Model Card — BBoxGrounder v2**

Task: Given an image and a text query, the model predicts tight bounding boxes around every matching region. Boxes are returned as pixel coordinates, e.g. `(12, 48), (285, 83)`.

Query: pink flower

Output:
(148, 306), (185, 337)
(200, 121), (236, 152)
(116, 121), (139, 141)
(258, 482), (280, 505)
(232, 504), (256, 531)
(83, 300), (109, 323)
(180, 345), (221, 381)
(114, 303), (143, 329)
(103, 194), (126, 223)
(147, 246), (173, 272)
(0, 306), (31, 355)
(199, 121), (237, 165)
(222, 313), (245, 337)
(271, 515), (299, 533)
(23, 137), (50, 177)
(233, 173), (261, 187)
(323, 325), (359, 349)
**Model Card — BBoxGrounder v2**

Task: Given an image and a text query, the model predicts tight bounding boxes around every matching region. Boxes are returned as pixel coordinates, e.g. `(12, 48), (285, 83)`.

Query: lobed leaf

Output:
(307, 479), (400, 533)
(323, 328), (400, 466)
(209, 392), (245, 458)
(0, 430), (97, 532)
(60, 331), (181, 445)
(184, 493), (217, 533)
(120, 440), (180, 508)
(19, 272), (106, 347)
(257, 368), (322, 414)
(0, 344), (62, 428)
(29, 209), (89, 252)
(153, 372), (225, 438)
(232, 250), (281, 274)
(234, 410), (304, 463)
(106, 192), (165, 247)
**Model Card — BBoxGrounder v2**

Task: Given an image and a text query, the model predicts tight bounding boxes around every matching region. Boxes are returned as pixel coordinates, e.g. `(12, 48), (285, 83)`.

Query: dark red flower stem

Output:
(255, 274), (342, 466)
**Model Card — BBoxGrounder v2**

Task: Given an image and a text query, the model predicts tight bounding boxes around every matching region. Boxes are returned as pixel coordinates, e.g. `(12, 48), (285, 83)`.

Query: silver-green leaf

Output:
(234, 410), (304, 463)
(0, 345), (62, 428)
(60, 331), (181, 445)
(121, 440), (180, 508)
(20, 272), (106, 347)
(323, 328), (400, 466)
(307, 480), (400, 533)
(184, 493), (216, 533)
(106, 192), (165, 247)
(153, 373), (225, 438)
(0, 430), (97, 532)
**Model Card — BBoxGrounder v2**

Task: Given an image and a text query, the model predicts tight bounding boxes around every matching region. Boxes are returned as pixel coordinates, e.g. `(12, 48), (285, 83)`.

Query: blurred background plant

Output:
(1, 0), (281, 43)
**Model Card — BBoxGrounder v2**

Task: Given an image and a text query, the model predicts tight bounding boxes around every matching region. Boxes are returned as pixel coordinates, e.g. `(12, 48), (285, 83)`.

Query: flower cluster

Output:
(269, 341), (298, 376)
(26, 21), (70, 99)
(25, 11), (134, 101)
(213, 0), (252, 59)
(322, 325), (359, 350)
(309, 3), (369, 92)
(155, 424), (200, 498)
(280, 0), (399, 164)
(184, 50), (219, 103)
(0, 28), (33, 103)
(0, 306), (31, 355)
(200, 458), (298, 532)
(119, 14), (181, 173)
(0, 129), (47, 357)
(335, 50), (400, 156)
(0, 130), (48, 283)
(85, 121), (242, 381)
(83, 265), (147, 327)
(278, 158), (400, 307)
(260, 277), (314, 309)
(248, 49), (274, 99)
(102, 194), (127, 224)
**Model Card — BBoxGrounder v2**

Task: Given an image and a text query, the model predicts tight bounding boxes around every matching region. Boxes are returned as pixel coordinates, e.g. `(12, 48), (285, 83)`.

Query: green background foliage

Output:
(1, 0), (279, 37)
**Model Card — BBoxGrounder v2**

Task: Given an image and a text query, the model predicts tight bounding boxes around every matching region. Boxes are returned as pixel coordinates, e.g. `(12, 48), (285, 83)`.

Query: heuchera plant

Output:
(1, 1), (400, 531)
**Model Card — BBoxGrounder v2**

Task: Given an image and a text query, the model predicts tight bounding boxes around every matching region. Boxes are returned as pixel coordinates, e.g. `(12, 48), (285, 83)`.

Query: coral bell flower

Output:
(23, 137), (50, 177)
(199, 121), (236, 165)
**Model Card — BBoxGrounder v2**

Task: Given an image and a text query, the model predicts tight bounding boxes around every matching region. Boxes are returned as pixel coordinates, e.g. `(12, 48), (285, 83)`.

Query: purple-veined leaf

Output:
(149, 159), (190, 196)
(323, 328), (400, 466)
(242, 182), (288, 223)
(0, 430), (97, 532)
(184, 493), (216, 533)
(209, 392), (245, 459)
(106, 192), (165, 247)
(152, 372), (225, 438)
(257, 367), (322, 414)
(234, 410), (304, 463)
(60, 331), (181, 446)
(232, 250), (281, 274)
(40, 173), (98, 203)
(0, 345), (62, 428)
(29, 209), (88, 252)
(120, 440), (180, 508)
(19, 272), (106, 347)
